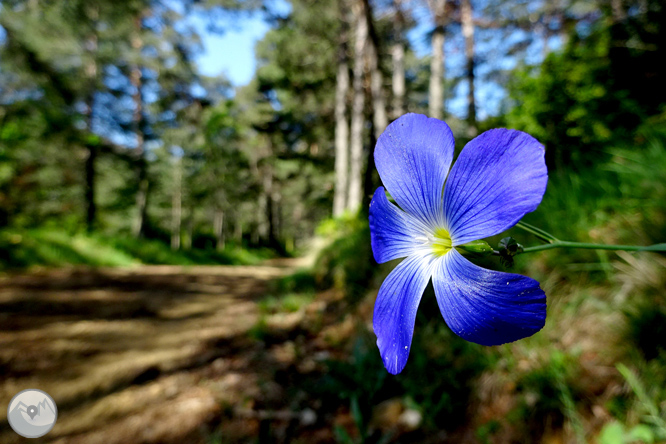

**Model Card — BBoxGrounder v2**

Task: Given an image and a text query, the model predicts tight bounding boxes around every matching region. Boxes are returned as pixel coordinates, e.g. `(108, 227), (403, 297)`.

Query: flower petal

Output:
(373, 253), (437, 374)
(432, 250), (546, 346)
(443, 129), (547, 245)
(369, 187), (430, 263)
(375, 113), (454, 227)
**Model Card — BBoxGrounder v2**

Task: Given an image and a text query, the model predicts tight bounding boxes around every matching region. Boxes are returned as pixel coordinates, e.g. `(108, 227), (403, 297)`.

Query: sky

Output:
(189, 4), (549, 119)
(191, 0), (292, 86)
(192, 13), (272, 86)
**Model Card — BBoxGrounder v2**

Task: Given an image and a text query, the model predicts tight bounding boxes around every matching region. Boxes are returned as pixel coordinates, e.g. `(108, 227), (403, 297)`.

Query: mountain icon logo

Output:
(7, 389), (58, 438)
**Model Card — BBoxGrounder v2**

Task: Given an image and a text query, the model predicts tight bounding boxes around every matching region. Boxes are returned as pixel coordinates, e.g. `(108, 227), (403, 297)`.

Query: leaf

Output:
(627, 424), (654, 443)
(598, 422), (625, 444)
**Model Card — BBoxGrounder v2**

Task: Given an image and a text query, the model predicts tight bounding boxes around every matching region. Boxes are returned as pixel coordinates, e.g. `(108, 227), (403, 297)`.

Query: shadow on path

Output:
(0, 263), (300, 444)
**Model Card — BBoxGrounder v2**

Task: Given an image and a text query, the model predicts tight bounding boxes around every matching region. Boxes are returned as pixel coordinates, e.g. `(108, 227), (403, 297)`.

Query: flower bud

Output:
(457, 239), (494, 256)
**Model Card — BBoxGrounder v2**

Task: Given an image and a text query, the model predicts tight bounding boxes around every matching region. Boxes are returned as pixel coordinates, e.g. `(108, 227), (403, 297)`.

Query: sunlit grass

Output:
(0, 228), (272, 270)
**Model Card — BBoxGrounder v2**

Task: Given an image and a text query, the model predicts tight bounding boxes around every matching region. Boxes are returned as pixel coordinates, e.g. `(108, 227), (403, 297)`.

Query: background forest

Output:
(1, 0), (665, 443)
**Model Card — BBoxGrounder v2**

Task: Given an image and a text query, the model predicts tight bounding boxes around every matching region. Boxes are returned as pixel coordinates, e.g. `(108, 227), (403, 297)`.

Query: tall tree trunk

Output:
(364, 0), (388, 138)
(184, 212), (193, 250)
(391, 0), (405, 119)
(333, 0), (350, 217)
(347, 0), (368, 212)
(428, 0), (447, 120)
(214, 208), (225, 251)
(131, 15), (148, 239)
(261, 162), (279, 248)
(84, 144), (97, 232)
(461, 0), (477, 136)
(84, 5), (98, 232)
(362, 0), (387, 212)
(171, 157), (181, 250)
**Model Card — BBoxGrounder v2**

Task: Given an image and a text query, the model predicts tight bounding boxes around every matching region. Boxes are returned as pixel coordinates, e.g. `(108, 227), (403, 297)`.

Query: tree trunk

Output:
(428, 0), (447, 120)
(262, 163), (279, 248)
(347, 0), (368, 212)
(364, 0), (388, 138)
(183, 207), (193, 250)
(84, 6), (98, 232)
(214, 208), (225, 251)
(84, 145), (97, 232)
(131, 14), (148, 239)
(461, 0), (477, 136)
(171, 157), (181, 250)
(391, 0), (405, 119)
(333, 0), (350, 218)
(362, 0), (387, 212)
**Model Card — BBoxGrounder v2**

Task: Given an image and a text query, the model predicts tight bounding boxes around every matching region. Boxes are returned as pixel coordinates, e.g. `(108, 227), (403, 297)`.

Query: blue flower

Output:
(369, 113), (548, 375)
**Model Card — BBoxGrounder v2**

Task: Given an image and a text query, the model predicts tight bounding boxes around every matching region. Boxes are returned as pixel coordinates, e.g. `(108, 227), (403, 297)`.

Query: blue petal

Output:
(373, 253), (436, 374)
(443, 129), (547, 245)
(375, 113), (454, 228)
(432, 250), (546, 346)
(369, 187), (430, 263)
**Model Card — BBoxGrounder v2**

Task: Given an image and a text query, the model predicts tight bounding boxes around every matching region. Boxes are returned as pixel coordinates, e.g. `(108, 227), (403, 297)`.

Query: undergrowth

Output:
(0, 228), (272, 270)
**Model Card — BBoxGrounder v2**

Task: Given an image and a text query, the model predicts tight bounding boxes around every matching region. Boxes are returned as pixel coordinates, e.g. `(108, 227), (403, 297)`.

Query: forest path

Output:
(0, 259), (307, 444)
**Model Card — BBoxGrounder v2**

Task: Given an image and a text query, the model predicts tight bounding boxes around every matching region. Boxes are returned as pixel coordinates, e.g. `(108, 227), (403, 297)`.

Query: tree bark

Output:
(461, 0), (477, 136)
(84, 144), (97, 232)
(84, 5), (99, 232)
(362, 0), (387, 212)
(428, 0), (447, 120)
(347, 0), (368, 212)
(262, 162), (279, 249)
(214, 208), (225, 251)
(391, 0), (405, 119)
(333, 0), (350, 218)
(183, 208), (193, 250)
(364, 0), (388, 138)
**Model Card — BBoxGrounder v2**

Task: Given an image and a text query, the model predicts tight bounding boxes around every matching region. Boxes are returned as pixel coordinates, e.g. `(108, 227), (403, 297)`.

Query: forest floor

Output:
(0, 258), (353, 444)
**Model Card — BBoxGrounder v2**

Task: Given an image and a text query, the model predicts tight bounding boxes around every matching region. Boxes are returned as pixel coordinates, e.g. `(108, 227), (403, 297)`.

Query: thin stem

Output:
(520, 241), (666, 254)
(515, 221), (559, 243)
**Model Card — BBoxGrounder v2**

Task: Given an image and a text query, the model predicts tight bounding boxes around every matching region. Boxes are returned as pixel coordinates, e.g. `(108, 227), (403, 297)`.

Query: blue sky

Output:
(190, 5), (546, 119)
(192, 13), (272, 86)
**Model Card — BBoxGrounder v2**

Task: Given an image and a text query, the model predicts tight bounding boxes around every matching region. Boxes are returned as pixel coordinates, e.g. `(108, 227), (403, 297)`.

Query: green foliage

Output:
(598, 422), (655, 444)
(272, 269), (318, 294)
(0, 229), (269, 270)
(476, 420), (501, 444)
(258, 292), (315, 314)
(510, 131), (666, 274)
(616, 364), (666, 441)
(505, 0), (666, 169)
(313, 214), (374, 302)
(0, 229), (135, 269)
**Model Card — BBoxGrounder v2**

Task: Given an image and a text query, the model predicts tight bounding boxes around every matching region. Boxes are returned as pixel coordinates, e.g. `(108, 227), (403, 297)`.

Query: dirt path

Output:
(0, 262), (305, 444)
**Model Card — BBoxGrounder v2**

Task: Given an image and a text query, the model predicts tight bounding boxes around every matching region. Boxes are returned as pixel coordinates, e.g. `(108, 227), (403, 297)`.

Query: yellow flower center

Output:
(431, 227), (452, 257)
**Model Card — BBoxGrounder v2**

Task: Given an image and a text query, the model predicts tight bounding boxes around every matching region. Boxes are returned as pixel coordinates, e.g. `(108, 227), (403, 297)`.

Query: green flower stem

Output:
(515, 221), (559, 243)
(514, 221), (666, 255)
(519, 241), (666, 254)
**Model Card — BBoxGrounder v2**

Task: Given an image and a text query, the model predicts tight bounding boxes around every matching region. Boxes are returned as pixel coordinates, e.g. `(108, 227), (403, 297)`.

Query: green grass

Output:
(258, 292), (315, 314)
(0, 228), (272, 270)
(312, 214), (374, 303)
